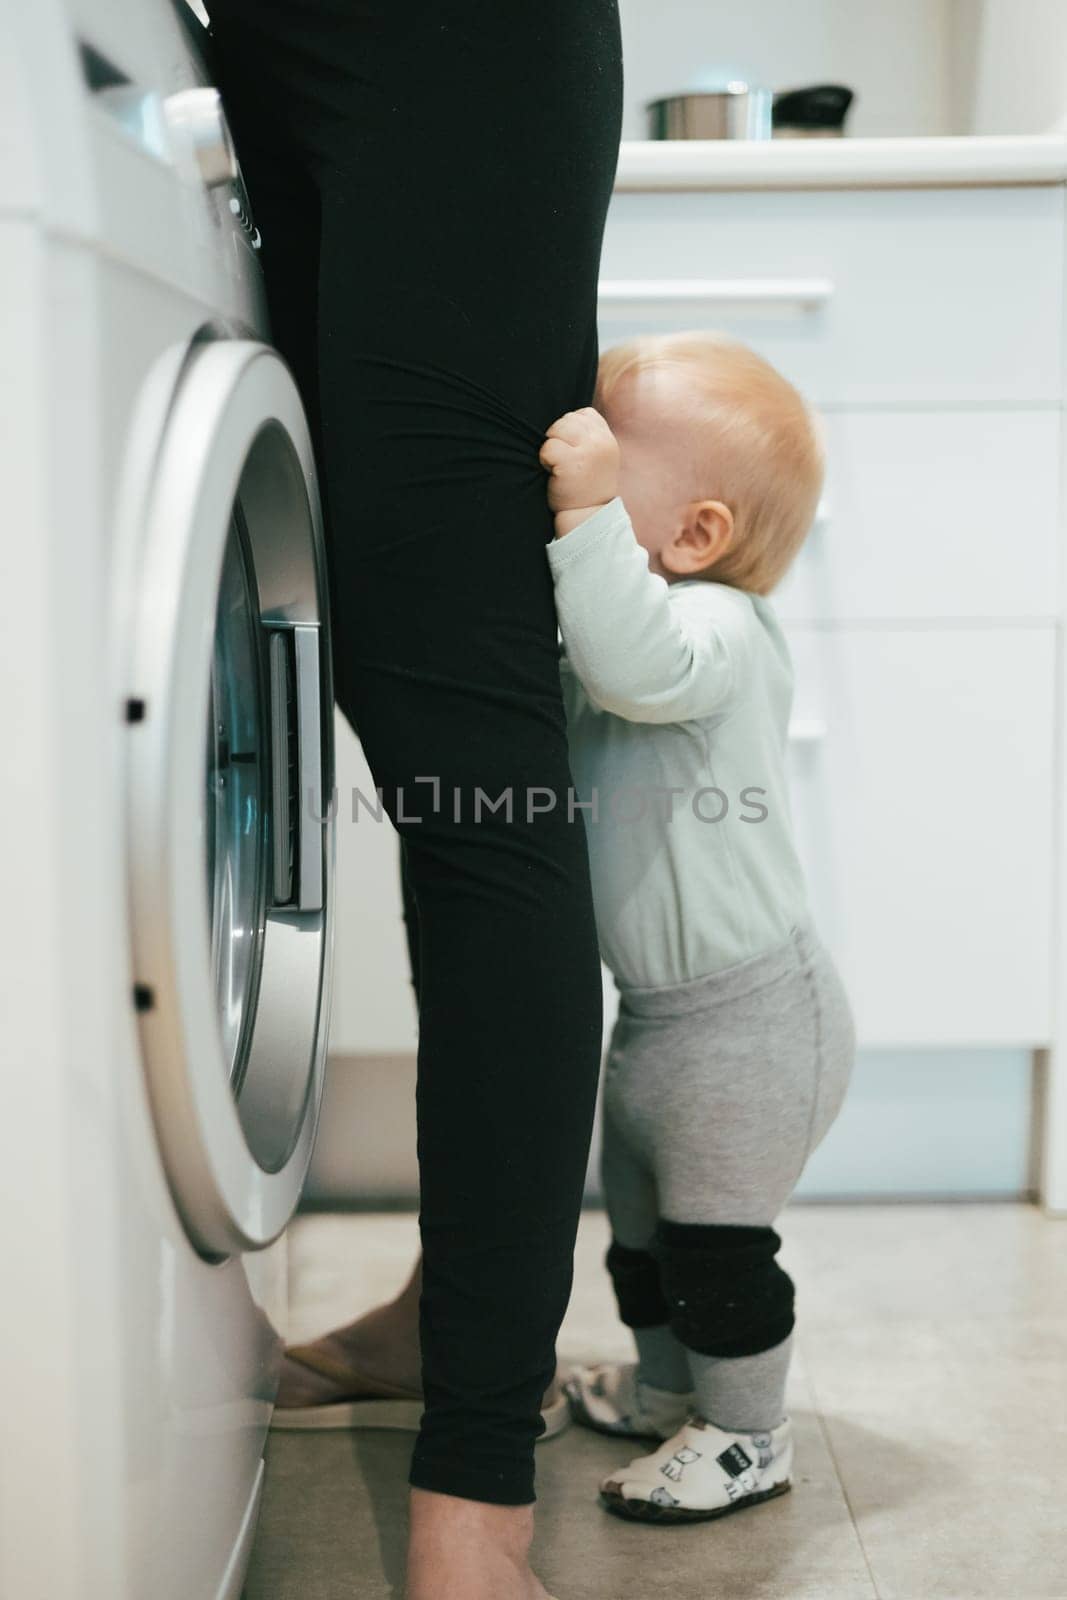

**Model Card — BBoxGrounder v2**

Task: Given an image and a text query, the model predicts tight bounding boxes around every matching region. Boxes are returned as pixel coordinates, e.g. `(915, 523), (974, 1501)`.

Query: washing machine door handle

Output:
(268, 623), (326, 915)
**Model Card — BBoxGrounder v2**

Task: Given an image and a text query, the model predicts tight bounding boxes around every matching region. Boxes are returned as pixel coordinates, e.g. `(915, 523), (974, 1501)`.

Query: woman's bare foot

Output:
(406, 1490), (552, 1600)
(277, 1259), (424, 1407)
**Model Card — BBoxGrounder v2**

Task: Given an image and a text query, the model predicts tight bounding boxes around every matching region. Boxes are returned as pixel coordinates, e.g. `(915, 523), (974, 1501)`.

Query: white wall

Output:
(328, 715), (417, 1054)
(617, 0), (955, 140)
(952, 0), (1067, 134)
(327, 0), (1066, 1059)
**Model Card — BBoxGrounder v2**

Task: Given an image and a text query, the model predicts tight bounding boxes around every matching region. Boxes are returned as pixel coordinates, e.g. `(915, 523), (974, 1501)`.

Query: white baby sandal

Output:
(599, 1415), (794, 1524)
(563, 1361), (692, 1440)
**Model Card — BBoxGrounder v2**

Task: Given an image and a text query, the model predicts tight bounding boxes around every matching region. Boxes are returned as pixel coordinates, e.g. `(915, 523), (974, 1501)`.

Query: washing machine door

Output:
(127, 340), (335, 1259)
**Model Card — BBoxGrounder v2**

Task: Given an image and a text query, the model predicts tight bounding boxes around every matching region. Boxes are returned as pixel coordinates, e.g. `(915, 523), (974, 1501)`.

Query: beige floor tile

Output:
(244, 1388), (876, 1600)
(781, 1205), (1067, 1600)
(244, 1393), (875, 1600)
(813, 1407), (1066, 1600)
(252, 1208), (875, 1599)
(244, 1429), (411, 1600)
(256, 1205), (1067, 1600)
(779, 1203), (1067, 1330)
(532, 1366), (876, 1600)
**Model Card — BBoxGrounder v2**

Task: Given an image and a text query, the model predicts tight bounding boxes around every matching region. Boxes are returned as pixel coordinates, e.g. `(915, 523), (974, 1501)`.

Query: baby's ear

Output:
(662, 500), (734, 577)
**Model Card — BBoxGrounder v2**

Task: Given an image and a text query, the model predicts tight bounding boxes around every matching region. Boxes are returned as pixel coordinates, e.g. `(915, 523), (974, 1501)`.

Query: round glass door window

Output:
(206, 508), (268, 1092)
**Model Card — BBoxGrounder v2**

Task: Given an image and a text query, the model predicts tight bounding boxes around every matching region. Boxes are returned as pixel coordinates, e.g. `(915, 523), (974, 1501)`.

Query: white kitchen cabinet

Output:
(774, 410), (1062, 625)
(599, 186), (1065, 407)
(785, 625), (1056, 1047)
(319, 142), (1067, 1211)
(595, 148), (1067, 1208)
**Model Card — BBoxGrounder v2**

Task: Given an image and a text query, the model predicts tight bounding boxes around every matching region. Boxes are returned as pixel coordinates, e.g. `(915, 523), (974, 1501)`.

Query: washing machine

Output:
(0, 1), (334, 1595)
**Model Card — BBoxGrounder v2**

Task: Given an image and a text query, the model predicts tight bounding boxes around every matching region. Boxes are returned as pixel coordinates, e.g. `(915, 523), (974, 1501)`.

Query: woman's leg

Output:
(210, 0), (621, 1517)
(275, 843), (559, 1425)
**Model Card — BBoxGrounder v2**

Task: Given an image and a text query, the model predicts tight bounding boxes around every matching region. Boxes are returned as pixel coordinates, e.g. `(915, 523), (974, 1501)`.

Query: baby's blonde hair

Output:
(598, 331), (824, 595)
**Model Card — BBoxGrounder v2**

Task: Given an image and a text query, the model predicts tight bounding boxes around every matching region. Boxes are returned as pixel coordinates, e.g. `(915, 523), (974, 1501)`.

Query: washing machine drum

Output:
(127, 340), (335, 1260)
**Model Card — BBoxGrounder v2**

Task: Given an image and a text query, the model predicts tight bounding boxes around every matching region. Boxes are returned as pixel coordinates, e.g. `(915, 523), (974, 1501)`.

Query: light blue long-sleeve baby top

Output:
(546, 497), (809, 990)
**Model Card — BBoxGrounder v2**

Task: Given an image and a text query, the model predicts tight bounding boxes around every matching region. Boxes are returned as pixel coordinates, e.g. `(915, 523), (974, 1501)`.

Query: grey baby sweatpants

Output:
(602, 920), (854, 1432)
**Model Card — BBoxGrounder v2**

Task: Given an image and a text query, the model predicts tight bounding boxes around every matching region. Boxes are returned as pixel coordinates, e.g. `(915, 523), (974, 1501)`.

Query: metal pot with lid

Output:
(647, 82), (855, 141)
(647, 83), (774, 141)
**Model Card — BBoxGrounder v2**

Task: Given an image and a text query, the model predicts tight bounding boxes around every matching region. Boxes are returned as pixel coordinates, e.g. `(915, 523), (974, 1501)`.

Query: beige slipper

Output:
(272, 1345), (571, 1442)
(538, 1389), (571, 1442)
(272, 1344), (424, 1432)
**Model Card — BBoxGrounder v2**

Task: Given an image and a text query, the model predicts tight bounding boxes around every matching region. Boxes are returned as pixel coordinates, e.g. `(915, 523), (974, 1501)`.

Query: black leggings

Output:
(208, 1), (622, 1504)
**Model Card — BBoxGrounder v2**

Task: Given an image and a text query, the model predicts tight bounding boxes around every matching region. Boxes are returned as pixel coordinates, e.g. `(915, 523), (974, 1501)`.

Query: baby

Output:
(540, 331), (854, 1525)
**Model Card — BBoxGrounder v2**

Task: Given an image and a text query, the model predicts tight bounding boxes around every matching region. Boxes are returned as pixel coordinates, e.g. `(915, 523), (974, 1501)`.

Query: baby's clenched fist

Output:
(540, 407), (620, 535)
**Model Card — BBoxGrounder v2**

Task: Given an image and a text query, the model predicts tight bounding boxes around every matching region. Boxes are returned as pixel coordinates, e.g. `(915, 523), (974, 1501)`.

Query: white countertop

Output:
(615, 135), (1067, 192)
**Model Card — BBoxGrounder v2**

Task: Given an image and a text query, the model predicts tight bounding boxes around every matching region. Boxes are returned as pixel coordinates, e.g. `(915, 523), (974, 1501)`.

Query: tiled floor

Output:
(245, 1205), (1067, 1600)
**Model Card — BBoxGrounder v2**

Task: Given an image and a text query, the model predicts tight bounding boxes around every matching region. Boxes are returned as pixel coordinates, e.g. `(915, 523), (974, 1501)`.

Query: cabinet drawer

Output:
(785, 626), (1055, 1046)
(774, 410), (1061, 623)
(599, 187), (1065, 406)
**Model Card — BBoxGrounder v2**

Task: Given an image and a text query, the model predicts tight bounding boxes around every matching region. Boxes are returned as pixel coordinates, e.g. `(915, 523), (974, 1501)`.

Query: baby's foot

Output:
(563, 1361), (691, 1440)
(599, 1415), (793, 1524)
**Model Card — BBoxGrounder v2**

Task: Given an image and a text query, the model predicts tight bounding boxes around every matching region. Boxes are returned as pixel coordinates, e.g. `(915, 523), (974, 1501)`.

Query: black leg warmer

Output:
(605, 1239), (672, 1330)
(655, 1220), (795, 1359)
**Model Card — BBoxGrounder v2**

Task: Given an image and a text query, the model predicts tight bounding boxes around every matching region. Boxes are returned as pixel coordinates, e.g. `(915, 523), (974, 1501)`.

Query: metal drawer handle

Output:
(599, 277), (834, 313)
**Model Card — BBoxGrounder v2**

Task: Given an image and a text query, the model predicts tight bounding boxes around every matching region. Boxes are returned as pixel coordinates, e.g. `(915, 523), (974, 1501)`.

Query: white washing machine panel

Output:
(126, 340), (335, 1259)
(0, 2), (338, 1596)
